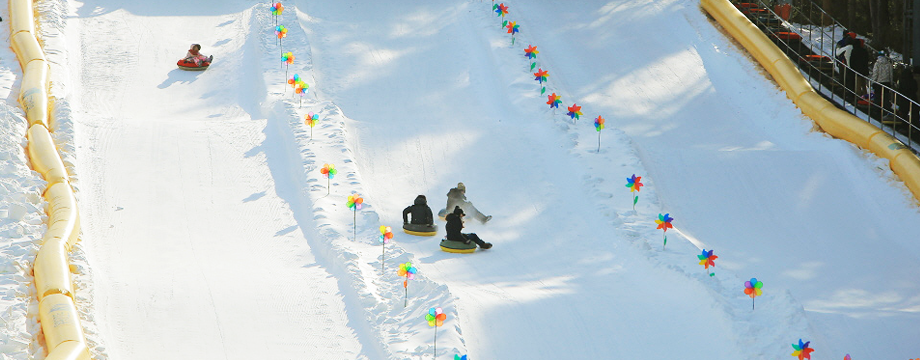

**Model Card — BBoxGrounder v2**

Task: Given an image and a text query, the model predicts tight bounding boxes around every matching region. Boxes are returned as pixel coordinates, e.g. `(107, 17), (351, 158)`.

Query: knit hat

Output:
(453, 206), (464, 216)
(457, 182), (466, 192)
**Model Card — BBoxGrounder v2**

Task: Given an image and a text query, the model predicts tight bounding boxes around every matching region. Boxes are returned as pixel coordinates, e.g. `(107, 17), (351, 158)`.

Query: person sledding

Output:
(440, 182), (491, 223)
(182, 44), (212, 67)
(402, 195), (437, 236)
(445, 206), (492, 249)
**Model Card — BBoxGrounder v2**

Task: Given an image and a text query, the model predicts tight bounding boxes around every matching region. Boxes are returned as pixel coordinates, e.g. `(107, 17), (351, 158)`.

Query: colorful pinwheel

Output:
(275, 25), (287, 39)
(547, 93), (562, 109)
(271, 2), (284, 16)
(398, 262), (418, 306)
(506, 21), (520, 35)
(698, 249), (718, 276)
(379, 226), (393, 274)
(534, 68), (549, 84)
(379, 226), (393, 244)
(288, 74), (301, 88)
(626, 174), (643, 210)
(567, 103), (582, 121)
(744, 277), (763, 309)
(305, 112), (319, 138)
(347, 193), (364, 240)
(282, 52), (294, 64)
(495, 3), (508, 18)
(594, 115), (605, 152)
(791, 339), (814, 360)
(655, 213), (673, 250)
(524, 45), (538, 59)
(320, 163), (336, 194)
(426, 307), (448, 357)
(455, 356), (468, 360)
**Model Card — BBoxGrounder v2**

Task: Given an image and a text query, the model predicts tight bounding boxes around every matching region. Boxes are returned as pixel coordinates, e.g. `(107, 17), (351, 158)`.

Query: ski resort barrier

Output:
(9, 0), (91, 359)
(701, 0), (920, 204)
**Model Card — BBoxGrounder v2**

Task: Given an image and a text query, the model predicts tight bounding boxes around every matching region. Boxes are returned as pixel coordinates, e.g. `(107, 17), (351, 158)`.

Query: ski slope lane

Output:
(68, 3), (365, 359)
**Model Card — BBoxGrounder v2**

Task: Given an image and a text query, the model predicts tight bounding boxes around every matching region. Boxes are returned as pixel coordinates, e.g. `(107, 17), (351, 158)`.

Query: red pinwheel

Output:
(524, 45), (538, 59)
(566, 103), (582, 121)
(791, 339), (814, 360)
(534, 68), (549, 84)
(547, 93), (561, 109)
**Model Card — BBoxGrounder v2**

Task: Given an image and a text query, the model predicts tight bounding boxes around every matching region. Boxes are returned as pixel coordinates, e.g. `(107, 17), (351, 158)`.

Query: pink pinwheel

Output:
(791, 339), (814, 360)
(524, 45), (538, 59)
(547, 93), (561, 109)
(567, 103), (582, 121)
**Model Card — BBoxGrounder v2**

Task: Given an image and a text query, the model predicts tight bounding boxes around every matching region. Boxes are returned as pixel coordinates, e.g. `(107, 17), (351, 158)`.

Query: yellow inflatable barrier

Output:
(11, 0), (90, 358)
(701, 0), (920, 203)
(38, 294), (91, 360)
(11, 31), (45, 65)
(44, 182), (81, 250)
(33, 239), (73, 300)
(27, 124), (67, 185)
(21, 61), (50, 127)
(8, 0), (35, 35)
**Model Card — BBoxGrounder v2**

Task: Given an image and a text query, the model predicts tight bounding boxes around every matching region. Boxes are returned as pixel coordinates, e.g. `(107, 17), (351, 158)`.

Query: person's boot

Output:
(483, 215), (492, 223)
(480, 242), (492, 250)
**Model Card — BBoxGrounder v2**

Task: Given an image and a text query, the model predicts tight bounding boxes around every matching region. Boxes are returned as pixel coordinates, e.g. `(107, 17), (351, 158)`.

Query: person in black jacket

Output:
(445, 206), (492, 249)
(403, 195), (434, 226)
(850, 39), (871, 98)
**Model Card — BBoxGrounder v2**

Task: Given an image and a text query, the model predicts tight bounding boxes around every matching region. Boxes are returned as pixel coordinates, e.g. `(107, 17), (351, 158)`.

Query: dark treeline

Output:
(813, 0), (908, 57)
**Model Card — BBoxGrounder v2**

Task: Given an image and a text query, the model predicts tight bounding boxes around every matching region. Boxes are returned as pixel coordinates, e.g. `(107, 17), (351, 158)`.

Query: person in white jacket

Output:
(870, 51), (894, 108)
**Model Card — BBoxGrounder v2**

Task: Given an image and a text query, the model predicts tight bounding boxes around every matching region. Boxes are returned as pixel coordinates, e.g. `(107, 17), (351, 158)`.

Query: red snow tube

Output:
(177, 59), (209, 70)
(771, 32), (802, 41)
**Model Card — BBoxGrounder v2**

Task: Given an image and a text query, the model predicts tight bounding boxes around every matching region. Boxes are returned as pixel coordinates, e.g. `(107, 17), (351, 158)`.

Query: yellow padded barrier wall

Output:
(26, 124), (67, 185)
(9, 0), (36, 35)
(33, 239), (73, 300)
(38, 294), (90, 360)
(21, 61), (50, 127)
(11, 31), (45, 65)
(10, 0), (91, 358)
(44, 341), (90, 360)
(701, 0), (920, 202)
(45, 182), (81, 250)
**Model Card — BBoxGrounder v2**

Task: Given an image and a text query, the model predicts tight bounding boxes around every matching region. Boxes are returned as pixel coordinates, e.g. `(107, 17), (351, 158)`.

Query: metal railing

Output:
(731, 0), (920, 153)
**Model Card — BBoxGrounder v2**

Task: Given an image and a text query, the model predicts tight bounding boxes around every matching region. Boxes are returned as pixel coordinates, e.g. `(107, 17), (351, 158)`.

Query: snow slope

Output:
(0, 0), (916, 359)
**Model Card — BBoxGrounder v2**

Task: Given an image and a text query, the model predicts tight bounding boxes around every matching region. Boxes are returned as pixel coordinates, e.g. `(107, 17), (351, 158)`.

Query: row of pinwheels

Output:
(488, 2), (607, 152)
(489, 1), (812, 356)
(270, 3), (311, 105)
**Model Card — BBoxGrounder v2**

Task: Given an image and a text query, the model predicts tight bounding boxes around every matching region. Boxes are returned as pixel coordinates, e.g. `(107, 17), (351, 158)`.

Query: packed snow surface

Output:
(1, 0), (918, 359)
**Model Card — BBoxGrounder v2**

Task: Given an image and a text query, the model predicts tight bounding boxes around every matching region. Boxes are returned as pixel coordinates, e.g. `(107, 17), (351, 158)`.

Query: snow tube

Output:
(771, 32), (802, 41)
(177, 59), (209, 71)
(403, 223), (438, 236)
(440, 238), (477, 254)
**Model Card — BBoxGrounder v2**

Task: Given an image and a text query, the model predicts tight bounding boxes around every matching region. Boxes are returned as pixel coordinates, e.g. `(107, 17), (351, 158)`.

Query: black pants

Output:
(462, 233), (488, 247)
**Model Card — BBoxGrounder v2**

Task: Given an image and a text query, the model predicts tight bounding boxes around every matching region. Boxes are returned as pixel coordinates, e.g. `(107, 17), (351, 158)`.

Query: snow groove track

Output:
(9, 0), (91, 359)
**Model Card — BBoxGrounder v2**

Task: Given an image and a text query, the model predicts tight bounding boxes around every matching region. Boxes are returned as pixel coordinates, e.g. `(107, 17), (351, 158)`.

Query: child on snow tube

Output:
(445, 206), (491, 249)
(403, 195), (437, 235)
(184, 44), (212, 67)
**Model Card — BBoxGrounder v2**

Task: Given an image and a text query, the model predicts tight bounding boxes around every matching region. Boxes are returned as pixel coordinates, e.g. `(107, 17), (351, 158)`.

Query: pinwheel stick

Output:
(752, 297), (755, 310)
(433, 328), (438, 358)
(404, 282), (409, 307)
(326, 177), (330, 195)
(633, 194), (638, 211)
(353, 208), (357, 241)
(597, 131), (601, 153)
(663, 233), (667, 250)
(381, 242), (386, 275)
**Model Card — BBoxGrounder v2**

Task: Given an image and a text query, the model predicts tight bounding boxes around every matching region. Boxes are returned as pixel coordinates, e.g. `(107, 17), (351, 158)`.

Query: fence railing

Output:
(731, 0), (920, 153)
